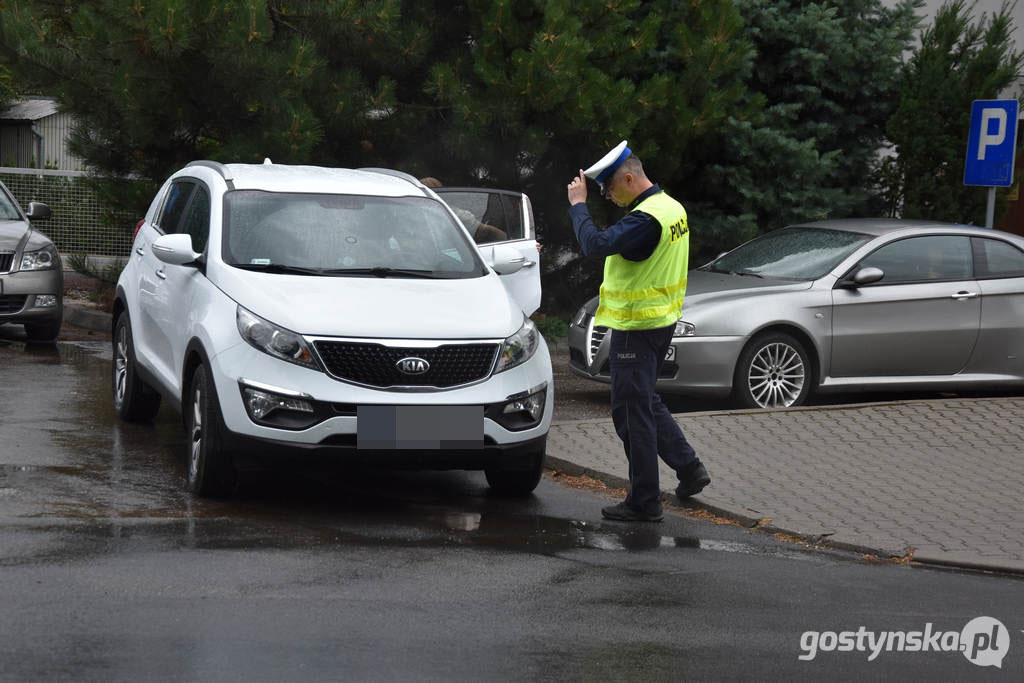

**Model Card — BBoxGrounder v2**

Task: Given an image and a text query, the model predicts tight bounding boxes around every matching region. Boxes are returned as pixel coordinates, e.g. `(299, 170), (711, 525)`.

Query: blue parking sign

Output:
(964, 99), (1019, 187)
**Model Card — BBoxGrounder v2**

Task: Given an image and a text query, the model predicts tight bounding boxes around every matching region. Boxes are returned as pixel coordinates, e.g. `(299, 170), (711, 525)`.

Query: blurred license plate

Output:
(664, 346), (676, 361)
(357, 405), (483, 450)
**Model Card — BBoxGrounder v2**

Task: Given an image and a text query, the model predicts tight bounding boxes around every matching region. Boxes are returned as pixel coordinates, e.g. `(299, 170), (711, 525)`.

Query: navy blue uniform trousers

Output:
(609, 324), (697, 511)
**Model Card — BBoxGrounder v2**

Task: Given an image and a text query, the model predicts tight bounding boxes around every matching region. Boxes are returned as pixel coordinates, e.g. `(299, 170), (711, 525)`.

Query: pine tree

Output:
(883, 0), (1024, 224)
(2, 0), (754, 309)
(690, 0), (921, 258)
(0, 0), (323, 208)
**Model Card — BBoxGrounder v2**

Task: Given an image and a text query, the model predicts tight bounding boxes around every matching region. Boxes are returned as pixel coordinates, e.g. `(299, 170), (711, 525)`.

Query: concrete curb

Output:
(547, 444), (1023, 576)
(63, 302), (112, 333)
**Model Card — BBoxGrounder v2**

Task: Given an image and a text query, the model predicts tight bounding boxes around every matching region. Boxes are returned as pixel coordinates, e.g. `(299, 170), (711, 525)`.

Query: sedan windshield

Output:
(706, 227), (872, 280)
(0, 189), (21, 220)
(222, 191), (486, 278)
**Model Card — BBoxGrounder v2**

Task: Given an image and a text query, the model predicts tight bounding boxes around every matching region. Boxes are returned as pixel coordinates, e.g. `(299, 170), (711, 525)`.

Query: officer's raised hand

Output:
(567, 169), (587, 206)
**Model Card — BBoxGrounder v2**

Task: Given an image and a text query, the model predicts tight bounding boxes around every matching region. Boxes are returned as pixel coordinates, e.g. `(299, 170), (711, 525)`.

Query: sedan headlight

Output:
(674, 319), (696, 337)
(20, 245), (58, 271)
(495, 317), (539, 373)
(572, 305), (588, 328)
(236, 306), (320, 370)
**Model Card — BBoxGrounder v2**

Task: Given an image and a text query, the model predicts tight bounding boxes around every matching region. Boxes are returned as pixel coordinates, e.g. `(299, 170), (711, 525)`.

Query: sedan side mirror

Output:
(840, 266), (885, 288)
(152, 233), (202, 266)
(26, 202), (51, 220)
(853, 266), (884, 285)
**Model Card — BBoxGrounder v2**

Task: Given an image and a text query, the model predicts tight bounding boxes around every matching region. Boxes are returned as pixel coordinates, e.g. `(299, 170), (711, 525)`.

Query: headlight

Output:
(572, 306), (588, 327)
(236, 306), (320, 370)
(674, 319), (696, 337)
(495, 317), (539, 373)
(20, 245), (57, 271)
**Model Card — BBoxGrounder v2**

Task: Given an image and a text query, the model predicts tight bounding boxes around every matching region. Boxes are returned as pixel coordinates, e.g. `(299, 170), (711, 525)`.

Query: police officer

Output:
(567, 141), (710, 522)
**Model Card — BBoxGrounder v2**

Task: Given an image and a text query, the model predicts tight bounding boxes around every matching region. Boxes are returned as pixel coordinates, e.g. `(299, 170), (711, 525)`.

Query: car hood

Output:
(682, 269), (813, 304)
(0, 220), (29, 250)
(215, 268), (525, 339)
(583, 269), (813, 312)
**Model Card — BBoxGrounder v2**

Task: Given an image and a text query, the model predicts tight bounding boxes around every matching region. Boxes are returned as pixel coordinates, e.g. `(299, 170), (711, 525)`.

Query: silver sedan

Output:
(0, 181), (61, 342)
(568, 218), (1024, 409)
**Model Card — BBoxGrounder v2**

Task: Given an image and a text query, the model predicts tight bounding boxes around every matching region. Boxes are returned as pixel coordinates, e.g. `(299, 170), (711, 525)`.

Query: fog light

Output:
(502, 391), (545, 422)
(489, 384), (547, 431)
(34, 295), (57, 308)
(244, 388), (313, 420)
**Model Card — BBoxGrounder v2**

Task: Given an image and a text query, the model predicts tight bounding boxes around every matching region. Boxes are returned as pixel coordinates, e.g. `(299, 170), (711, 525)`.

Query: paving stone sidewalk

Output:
(547, 397), (1024, 574)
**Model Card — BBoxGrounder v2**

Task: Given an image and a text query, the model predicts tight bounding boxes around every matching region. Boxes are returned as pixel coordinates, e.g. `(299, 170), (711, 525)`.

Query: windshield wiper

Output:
(233, 263), (325, 275)
(733, 270), (764, 278)
(320, 267), (440, 279)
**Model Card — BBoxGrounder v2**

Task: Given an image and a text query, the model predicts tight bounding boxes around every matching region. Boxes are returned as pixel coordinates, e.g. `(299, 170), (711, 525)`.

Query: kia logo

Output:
(396, 357), (430, 375)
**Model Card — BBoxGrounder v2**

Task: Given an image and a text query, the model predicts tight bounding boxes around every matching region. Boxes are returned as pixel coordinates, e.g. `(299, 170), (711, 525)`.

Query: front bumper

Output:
(0, 267), (63, 324)
(567, 321), (742, 397)
(205, 334), (555, 467)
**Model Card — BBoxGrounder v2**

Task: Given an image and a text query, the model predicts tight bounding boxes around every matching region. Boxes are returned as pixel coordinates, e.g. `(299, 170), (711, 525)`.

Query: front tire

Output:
(485, 445), (545, 496)
(112, 313), (162, 421)
(186, 364), (237, 497)
(733, 332), (812, 409)
(24, 317), (61, 342)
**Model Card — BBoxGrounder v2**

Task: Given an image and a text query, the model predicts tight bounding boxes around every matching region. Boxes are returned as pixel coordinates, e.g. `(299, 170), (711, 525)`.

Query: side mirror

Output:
(152, 233), (201, 266)
(854, 266), (884, 285)
(840, 266), (884, 288)
(26, 202), (51, 220)
(484, 244), (526, 275)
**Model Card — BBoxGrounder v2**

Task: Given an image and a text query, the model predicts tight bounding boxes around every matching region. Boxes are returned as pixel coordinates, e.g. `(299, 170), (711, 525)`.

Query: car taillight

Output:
(132, 219), (145, 243)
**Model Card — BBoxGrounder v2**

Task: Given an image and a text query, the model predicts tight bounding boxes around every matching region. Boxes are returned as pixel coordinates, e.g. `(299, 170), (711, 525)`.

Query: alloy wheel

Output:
(747, 342), (805, 408)
(190, 382), (204, 480)
(114, 324), (128, 407)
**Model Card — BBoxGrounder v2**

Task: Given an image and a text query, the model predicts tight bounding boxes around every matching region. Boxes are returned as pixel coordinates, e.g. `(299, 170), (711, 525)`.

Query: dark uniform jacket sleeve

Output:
(568, 185), (663, 262)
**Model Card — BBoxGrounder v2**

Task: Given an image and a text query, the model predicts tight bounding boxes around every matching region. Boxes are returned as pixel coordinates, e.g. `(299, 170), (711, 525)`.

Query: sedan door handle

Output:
(155, 269), (167, 280)
(135, 246), (145, 256)
(951, 291), (978, 300)
(522, 259), (537, 268)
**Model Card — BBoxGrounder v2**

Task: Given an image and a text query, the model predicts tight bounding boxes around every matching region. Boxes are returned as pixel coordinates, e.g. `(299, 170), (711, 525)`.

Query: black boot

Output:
(676, 460), (710, 500)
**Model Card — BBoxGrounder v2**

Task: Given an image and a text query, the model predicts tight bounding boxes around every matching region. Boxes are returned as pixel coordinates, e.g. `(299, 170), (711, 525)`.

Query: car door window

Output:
(180, 184), (211, 253)
(859, 235), (972, 283)
(156, 180), (196, 234)
(436, 190), (524, 243)
(974, 237), (1024, 278)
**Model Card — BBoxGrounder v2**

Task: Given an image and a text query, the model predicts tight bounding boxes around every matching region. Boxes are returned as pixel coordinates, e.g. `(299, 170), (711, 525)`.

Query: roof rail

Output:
(186, 160), (235, 187)
(357, 167), (422, 187)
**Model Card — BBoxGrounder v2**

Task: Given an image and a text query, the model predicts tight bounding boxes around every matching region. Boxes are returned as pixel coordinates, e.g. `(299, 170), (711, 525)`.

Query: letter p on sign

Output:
(978, 108), (1007, 160)
(964, 99), (1018, 187)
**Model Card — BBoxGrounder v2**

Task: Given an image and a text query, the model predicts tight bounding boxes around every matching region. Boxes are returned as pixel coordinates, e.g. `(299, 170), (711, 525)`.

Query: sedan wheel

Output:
(734, 332), (812, 409)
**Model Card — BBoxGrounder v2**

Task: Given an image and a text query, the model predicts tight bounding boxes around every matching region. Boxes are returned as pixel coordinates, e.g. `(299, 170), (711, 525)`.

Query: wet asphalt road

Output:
(1, 335), (1023, 680)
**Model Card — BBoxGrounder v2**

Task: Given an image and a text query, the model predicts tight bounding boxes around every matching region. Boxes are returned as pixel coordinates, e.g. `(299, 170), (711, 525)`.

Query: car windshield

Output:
(706, 227), (872, 280)
(0, 188), (21, 220)
(222, 191), (486, 278)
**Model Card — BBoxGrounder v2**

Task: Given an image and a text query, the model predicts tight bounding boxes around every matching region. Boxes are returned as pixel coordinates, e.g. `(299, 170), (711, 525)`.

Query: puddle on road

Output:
(2, 339), (822, 567)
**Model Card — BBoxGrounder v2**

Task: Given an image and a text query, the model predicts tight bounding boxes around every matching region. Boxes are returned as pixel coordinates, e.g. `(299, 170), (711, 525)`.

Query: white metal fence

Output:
(0, 167), (134, 257)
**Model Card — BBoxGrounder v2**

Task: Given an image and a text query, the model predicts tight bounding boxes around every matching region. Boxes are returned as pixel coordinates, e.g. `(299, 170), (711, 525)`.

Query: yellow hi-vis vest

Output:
(594, 191), (689, 331)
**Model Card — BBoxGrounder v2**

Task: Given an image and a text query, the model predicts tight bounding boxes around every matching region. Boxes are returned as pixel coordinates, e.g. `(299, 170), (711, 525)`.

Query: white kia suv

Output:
(112, 161), (552, 497)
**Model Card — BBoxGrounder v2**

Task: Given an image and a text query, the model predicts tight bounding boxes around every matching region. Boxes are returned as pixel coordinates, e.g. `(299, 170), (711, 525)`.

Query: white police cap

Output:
(583, 140), (631, 188)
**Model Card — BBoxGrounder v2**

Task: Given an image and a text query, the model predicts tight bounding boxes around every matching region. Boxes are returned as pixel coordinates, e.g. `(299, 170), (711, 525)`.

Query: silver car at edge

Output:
(568, 218), (1024, 409)
(0, 181), (61, 342)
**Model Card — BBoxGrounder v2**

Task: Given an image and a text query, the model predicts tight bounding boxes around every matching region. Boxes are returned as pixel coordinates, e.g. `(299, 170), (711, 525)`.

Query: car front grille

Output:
(0, 295), (27, 314)
(313, 340), (500, 388)
(0, 251), (13, 274)
(588, 321), (609, 365)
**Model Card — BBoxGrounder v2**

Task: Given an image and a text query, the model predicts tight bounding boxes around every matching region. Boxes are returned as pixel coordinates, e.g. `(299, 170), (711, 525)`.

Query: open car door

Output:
(434, 187), (541, 316)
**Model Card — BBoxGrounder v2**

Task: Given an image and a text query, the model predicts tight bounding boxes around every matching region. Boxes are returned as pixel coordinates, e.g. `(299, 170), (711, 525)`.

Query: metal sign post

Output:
(964, 99), (1019, 229)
